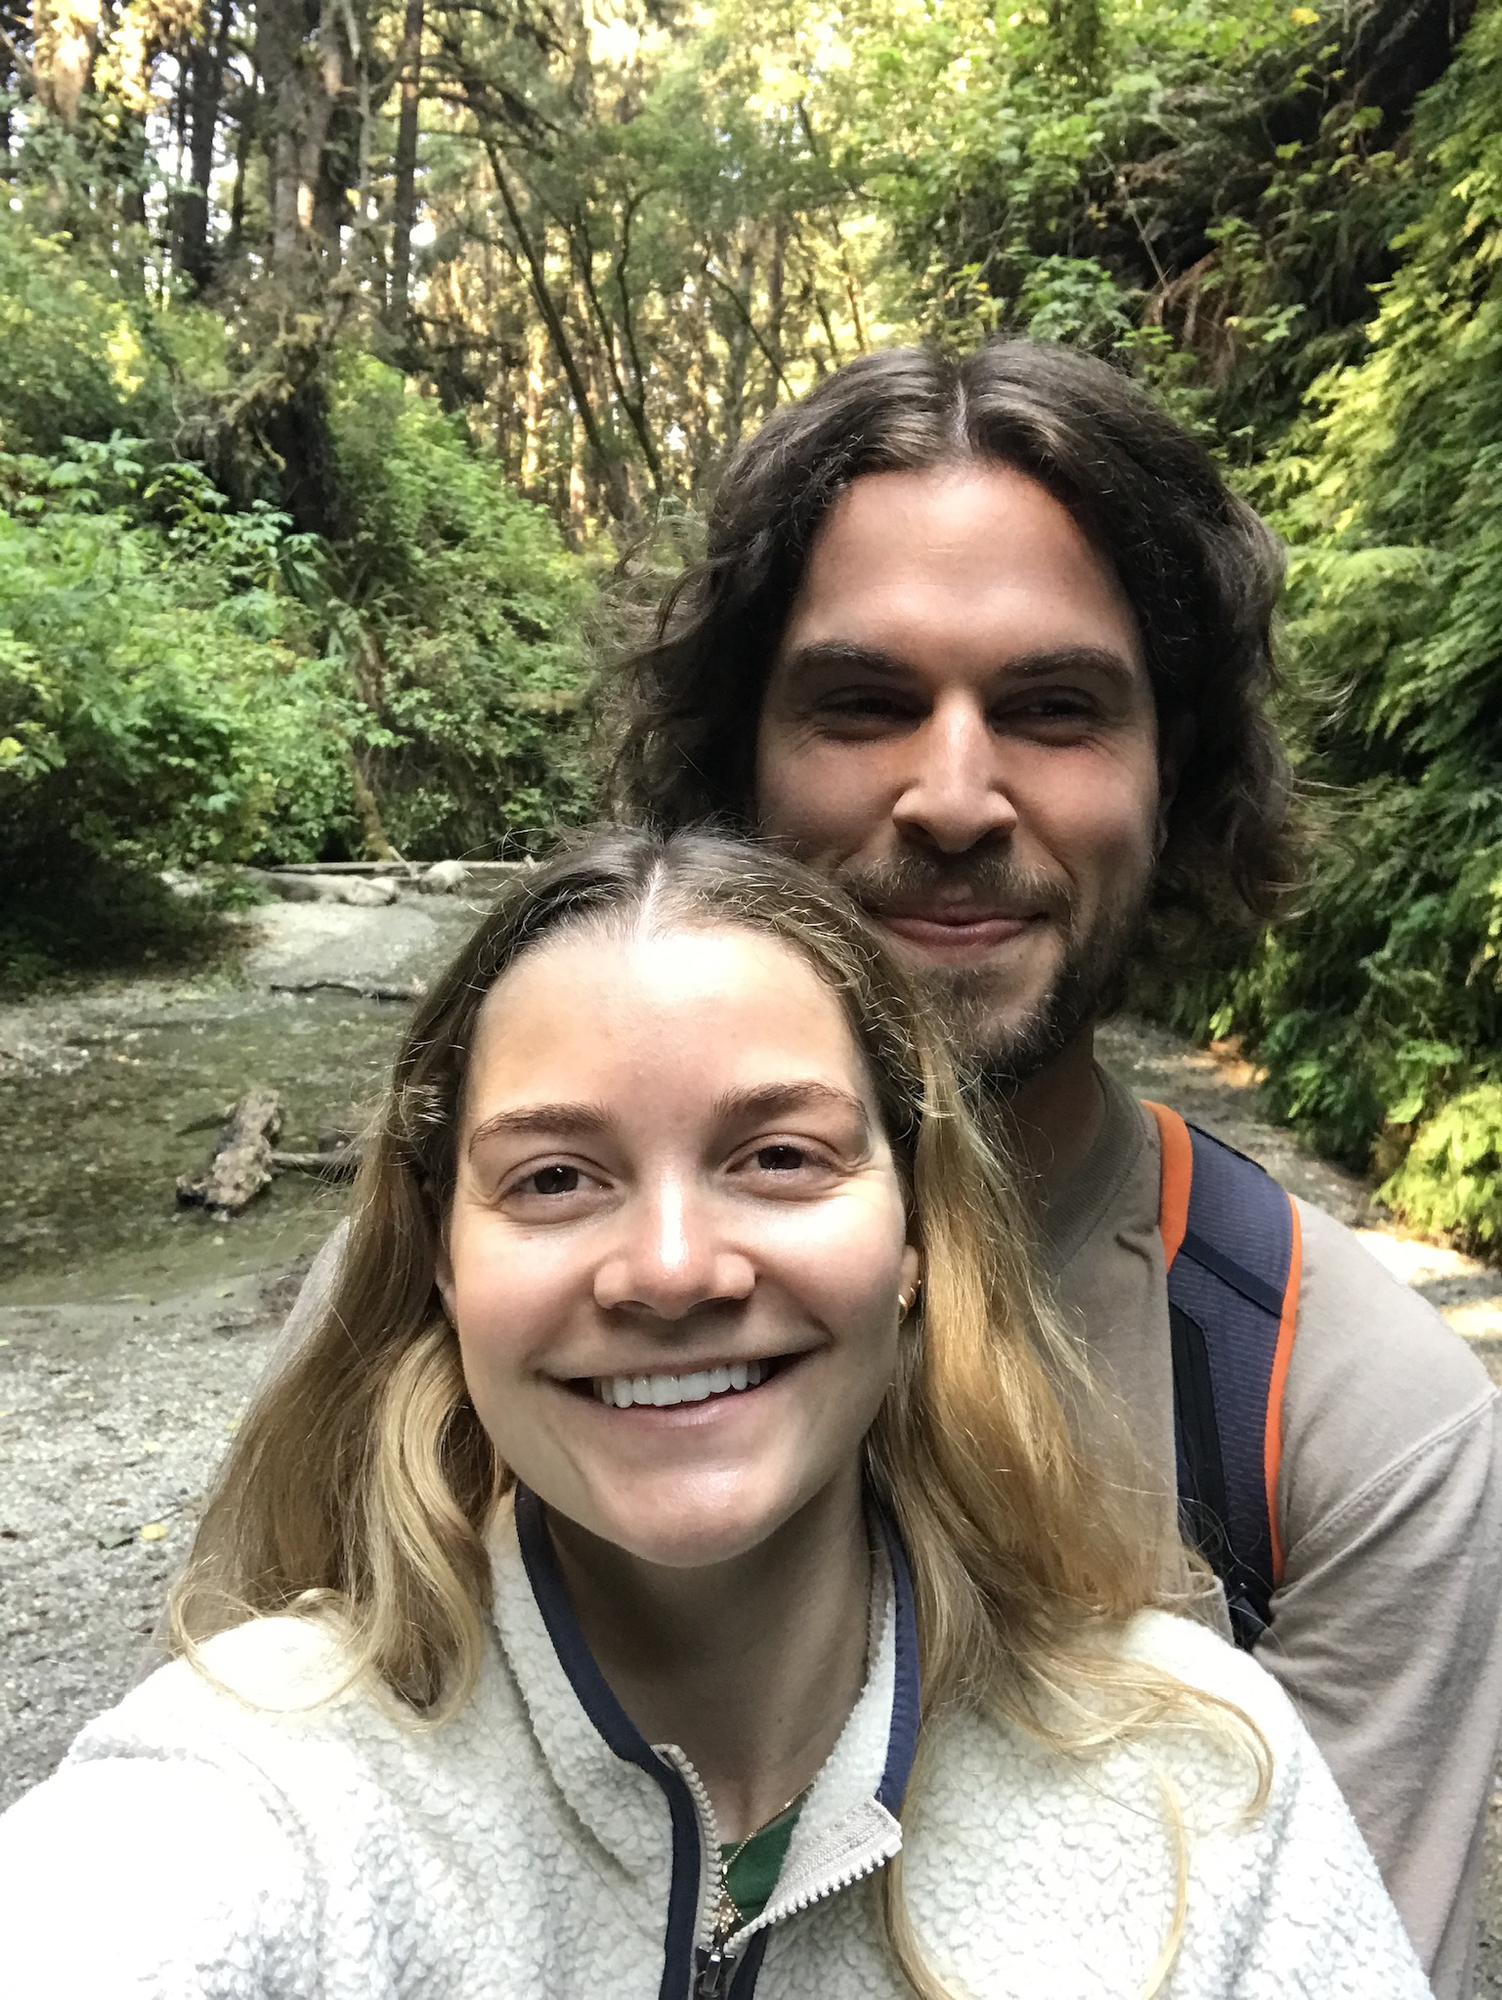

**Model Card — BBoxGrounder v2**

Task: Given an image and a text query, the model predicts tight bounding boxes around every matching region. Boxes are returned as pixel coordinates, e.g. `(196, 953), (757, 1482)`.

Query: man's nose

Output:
(592, 1180), (755, 1319)
(890, 701), (1018, 854)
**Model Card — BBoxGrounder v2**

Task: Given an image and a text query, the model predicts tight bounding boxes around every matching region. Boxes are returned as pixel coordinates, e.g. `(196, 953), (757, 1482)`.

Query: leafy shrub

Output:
(329, 356), (598, 855)
(0, 440), (353, 966)
(1379, 1087), (1502, 1253)
(0, 212), (209, 455)
(0, 219), (138, 451)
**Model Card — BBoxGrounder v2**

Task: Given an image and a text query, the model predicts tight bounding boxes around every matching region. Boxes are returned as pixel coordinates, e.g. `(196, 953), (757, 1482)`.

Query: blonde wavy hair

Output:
(171, 829), (1265, 1999)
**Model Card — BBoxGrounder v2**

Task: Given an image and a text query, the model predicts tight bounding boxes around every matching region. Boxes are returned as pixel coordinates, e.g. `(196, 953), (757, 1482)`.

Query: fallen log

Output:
(261, 860), (527, 875)
(176, 1088), (283, 1215)
(262, 873), (400, 907)
(270, 977), (426, 1003)
(270, 1146), (362, 1182)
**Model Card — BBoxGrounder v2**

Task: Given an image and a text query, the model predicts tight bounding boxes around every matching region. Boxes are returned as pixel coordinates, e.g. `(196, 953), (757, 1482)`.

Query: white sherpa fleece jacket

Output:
(0, 1490), (1430, 1999)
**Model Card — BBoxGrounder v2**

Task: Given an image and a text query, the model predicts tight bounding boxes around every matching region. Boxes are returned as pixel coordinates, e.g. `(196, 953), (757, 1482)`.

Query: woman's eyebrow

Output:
(467, 1102), (612, 1154)
(467, 1083), (872, 1156)
(712, 1081), (871, 1134)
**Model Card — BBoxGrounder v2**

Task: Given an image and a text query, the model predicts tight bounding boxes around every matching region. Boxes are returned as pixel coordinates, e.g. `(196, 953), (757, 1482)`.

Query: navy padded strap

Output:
(1167, 1122), (1296, 1647)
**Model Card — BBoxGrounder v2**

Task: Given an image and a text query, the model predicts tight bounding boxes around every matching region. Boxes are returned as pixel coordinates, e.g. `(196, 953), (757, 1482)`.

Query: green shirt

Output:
(720, 1804), (801, 1925)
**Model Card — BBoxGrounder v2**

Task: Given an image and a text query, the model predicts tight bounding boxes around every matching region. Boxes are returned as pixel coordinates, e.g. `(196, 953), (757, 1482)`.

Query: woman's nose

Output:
(592, 1181), (755, 1319)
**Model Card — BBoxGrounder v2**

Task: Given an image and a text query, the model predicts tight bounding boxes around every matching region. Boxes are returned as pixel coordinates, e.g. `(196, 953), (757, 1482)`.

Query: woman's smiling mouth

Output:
(565, 1355), (803, 1409)
(594, 1360), (768, 1407)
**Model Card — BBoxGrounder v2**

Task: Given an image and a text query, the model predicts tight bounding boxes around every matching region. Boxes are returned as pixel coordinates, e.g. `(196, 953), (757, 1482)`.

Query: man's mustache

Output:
(832, 855), (1074, 925)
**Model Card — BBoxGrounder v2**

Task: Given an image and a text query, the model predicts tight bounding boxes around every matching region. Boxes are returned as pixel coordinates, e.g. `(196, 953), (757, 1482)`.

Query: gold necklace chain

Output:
(714, 1780), (813, 1941)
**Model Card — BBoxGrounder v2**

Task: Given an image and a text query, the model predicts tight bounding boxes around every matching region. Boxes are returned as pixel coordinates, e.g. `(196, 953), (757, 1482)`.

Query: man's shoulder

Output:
(1071, 1091), (1497, 1489)
(1289, 1194), (1492, 1423)
(1281, 1193), (1498, 1526)
(1082, 1083), (1492, 1428)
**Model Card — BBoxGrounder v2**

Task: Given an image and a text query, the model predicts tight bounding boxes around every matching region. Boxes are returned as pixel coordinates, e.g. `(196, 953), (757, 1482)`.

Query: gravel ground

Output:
(0, 1268), (292, 1798)
(1, 917), (1499, 1986)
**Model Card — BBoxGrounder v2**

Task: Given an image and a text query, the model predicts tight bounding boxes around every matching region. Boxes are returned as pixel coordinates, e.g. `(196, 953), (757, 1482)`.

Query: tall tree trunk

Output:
(760, 215), (788, 417)
(482, 135), (629, 523)
(227, 71), (253, 257)
(174, 0), (231, 291)
(571, 209), (663, 497)
(567, 407), (588, 543)
(257, 0), (335, 273)
(521, 316), (547, 490)
(718, 240), (756, 452)
(310, 0), (355, 265)
(387, 0), (422, 338)
(32, 0), (101, 127)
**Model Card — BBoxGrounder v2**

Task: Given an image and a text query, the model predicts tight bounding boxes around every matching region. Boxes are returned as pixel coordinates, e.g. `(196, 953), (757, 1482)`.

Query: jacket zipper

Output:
(663, 1749), (738, 2000)
(692, 1941), (736, 2000)
(693, 1844), (898, 1998)
(674, 1747), (901, 2000)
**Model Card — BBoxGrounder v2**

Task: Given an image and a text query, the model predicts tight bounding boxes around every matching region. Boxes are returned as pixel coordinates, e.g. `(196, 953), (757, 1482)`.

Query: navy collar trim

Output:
(515, 1484), (664, 1766)
(514, 1485), (701, 2000)
(515, 1482), (923, 1815)
(871, 1504), (921, 1815)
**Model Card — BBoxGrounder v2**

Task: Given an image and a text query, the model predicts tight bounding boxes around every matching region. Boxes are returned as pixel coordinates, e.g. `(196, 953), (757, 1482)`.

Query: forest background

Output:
(0, 0), (1499, 1251)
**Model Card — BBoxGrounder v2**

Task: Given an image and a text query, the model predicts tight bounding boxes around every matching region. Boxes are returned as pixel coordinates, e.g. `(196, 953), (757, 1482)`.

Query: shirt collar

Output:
(488, 1486), (921, 1879)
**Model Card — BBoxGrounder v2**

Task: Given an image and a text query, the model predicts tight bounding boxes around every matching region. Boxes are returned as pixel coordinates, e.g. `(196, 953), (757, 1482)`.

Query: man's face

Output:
(755, 465), (1162, 1084)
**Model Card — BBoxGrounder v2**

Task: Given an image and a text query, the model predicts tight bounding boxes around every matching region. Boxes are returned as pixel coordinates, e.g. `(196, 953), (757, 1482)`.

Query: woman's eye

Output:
(740, 1141), (843, 1182)
(516, 1164), (587, 1197)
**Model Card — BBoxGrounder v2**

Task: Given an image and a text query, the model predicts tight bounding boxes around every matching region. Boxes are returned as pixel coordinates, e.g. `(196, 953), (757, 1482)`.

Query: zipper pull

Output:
(693, 1941), (736, 1999)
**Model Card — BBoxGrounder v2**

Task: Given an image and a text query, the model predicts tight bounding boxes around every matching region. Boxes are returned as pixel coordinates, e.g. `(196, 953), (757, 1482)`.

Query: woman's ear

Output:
(899, 1243), (922, 1318)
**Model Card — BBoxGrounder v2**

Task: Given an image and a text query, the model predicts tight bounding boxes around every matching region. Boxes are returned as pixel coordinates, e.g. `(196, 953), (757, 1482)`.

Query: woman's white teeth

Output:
(596, 1360), (768, 1407)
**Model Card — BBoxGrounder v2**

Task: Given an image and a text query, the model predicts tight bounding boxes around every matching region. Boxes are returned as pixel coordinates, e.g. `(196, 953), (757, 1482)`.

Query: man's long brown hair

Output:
(608, 343), (1298, 931)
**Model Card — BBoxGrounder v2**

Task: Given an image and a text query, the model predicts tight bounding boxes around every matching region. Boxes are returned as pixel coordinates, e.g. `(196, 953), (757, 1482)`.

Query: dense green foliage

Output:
(2, 0), (1499, 1245)
(0, 419), (351, 982)
(0, 213), (596, 976)
(1212, 3), (1502, 1247)
(329, 359), (595, 856)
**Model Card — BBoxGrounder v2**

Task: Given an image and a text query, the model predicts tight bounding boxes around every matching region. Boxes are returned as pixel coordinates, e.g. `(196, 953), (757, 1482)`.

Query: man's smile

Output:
(874, 909), (1042, 959)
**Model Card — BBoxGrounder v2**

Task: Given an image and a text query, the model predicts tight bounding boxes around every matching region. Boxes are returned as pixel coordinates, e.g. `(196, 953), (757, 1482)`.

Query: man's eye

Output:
(754, 1143), (810, 1172)
(819, 692), (912, 721)
(1009, 693), (1094, 723)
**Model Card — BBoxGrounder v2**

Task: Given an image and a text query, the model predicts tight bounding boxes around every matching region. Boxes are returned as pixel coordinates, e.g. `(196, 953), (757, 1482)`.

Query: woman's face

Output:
(439, 921), (920, 1571)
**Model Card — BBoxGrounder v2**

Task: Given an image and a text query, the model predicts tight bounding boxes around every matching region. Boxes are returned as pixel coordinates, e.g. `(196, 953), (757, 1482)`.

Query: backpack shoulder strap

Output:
(1143, 1101), (1304, 1648)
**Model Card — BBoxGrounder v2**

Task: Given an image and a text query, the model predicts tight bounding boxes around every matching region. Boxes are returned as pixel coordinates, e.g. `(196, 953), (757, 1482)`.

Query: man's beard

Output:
(833, 852), (1150, 1092)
